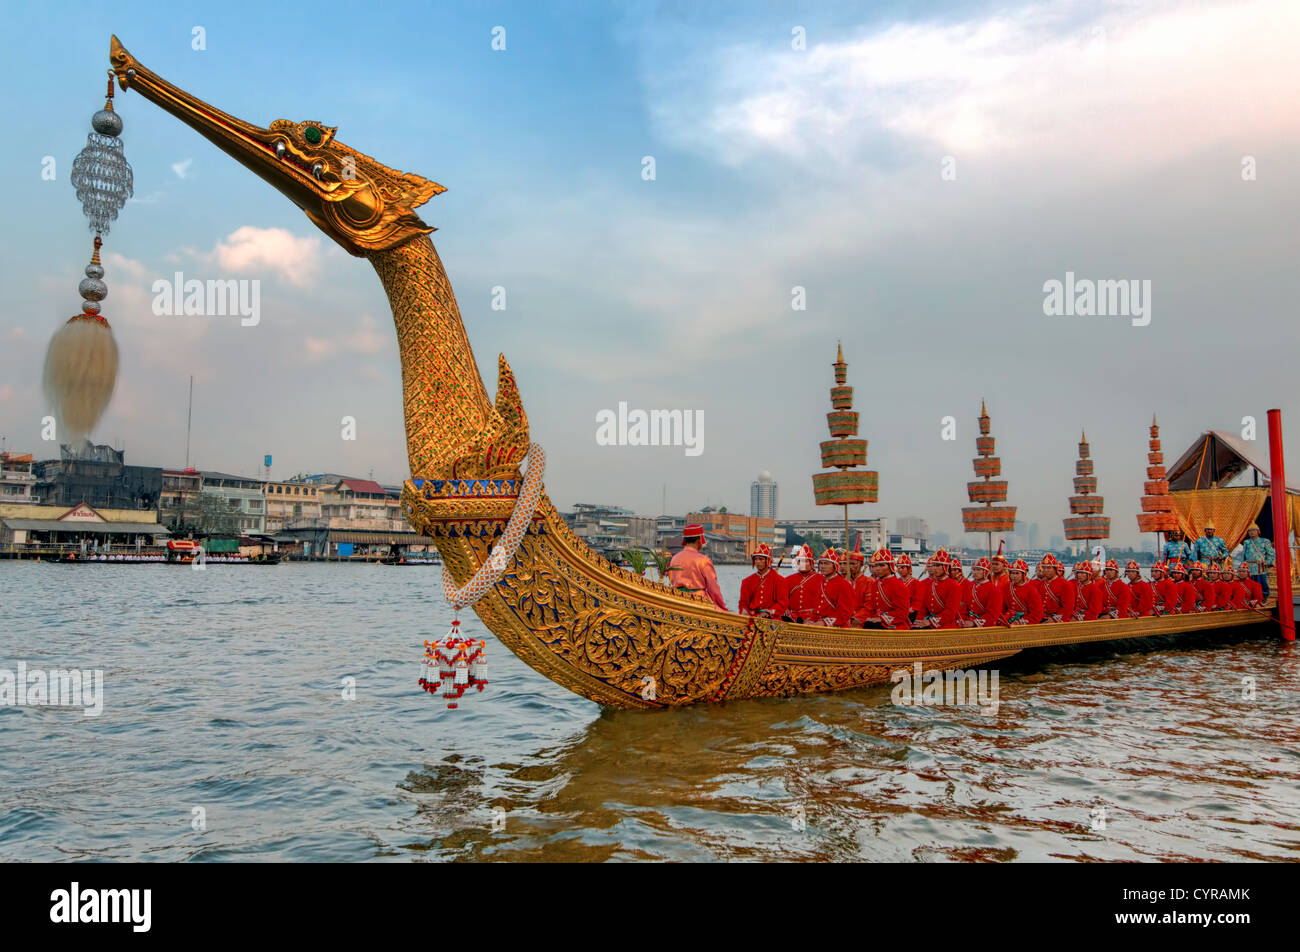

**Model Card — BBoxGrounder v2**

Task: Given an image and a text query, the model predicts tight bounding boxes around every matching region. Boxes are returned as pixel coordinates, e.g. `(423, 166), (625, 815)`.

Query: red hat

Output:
(818, 547), (841, 567)
(1168, 560), (1187, 576)
(1075, 561), (1094, 576)
(751, 543), (772, 562)
(1125, 559), (1141, 572)
(870, 547), (894, 566)
(1151, 561), (1167, 574)
(1040, 552), (1063, 571)
(925, 549), (950, 569)
(1190, 561), (1205, 573)
(1104, 558), (1119, 572)
(973, 557), (992, 574)
(682, 524), (704, 543)
(991, 541), (1008, 565)
(949, 556), (963, 571)
(795, 544), (815, 567)
(1010, 558), (1029, 574)
(895, 553), (913, 570)
(850, 533), (865, 562)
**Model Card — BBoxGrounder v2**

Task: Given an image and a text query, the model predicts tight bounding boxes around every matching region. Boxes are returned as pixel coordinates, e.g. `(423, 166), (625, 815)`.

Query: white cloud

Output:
(303, 314), (389, 362)
(171, 158), (194, 179)
(209, 226), (322, 286)
(648, 0), (1300, 171)
(104, 251), (150, 281)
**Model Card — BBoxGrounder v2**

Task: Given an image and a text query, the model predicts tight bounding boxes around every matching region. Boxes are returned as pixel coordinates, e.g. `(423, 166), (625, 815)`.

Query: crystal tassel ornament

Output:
(43, 75), (132, 444)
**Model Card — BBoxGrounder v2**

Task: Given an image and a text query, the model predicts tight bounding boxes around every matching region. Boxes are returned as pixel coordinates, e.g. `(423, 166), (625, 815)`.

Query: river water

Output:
(1, 561), (1296, 862)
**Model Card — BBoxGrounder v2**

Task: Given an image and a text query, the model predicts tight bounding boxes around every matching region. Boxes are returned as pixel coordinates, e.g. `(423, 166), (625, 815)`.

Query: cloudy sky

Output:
(2, 0), (1297, 546)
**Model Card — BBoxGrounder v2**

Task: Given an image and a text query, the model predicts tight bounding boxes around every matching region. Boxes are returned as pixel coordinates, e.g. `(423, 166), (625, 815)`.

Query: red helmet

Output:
(870, 547), (895, 566)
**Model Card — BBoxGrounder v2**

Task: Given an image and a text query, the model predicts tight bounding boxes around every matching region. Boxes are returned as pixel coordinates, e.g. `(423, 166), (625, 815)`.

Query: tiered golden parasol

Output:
(962, 400), (1016, 557)
(1136, 415), (1179, 549)
(812, 343), (878, 553)
(1064, 431), (1110, 554)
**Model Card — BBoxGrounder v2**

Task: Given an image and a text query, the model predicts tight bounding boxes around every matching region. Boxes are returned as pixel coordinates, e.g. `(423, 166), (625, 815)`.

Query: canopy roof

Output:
(1166, 430), (1300, 494)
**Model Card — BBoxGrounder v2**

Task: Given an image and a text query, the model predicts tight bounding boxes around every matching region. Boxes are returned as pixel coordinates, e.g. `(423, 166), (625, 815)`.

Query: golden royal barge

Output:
(103, 38), (1287, 708)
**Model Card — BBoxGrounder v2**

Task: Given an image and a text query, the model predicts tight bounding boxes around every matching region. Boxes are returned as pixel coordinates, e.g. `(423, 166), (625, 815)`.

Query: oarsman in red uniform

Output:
(1212, 561), (1235, 611)
(1098, 558), (1131, 619)
(1072, 562), (1103, 621)
(1030, 559), (1048, 606)
(1001, 558), (1044, 625)
(667, 523), (728, 610)
(1168, 562), (1198, 614)
(1150, 562), (1176, 614)
(815, 548), (856, 627)
(846, 535), (866, 583)
(911, 550), (961, 630)
(1235, 563), (1264, 608)
(989, 545), (1012, 603)
(1124, 560), (1155, 618)
(738, 543), (787, 618)
(894, 553), (917, 625)
(783, 545), (824, 623)
(959, 557), (1003, 628)
(860, 548), (911, 629)
(1188, 562), (1214, 613)
(949, 557), (972, 614)
(1039, 553), (1075, 623)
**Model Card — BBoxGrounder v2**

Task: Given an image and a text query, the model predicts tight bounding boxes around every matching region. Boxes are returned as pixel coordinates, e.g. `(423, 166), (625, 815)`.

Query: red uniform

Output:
(1002, 580), (1043, 625)
(963, 579), (1003, 628)
(897, 575), (918, 622)
(1042, 577), (1075, 622)
(1153, 578), (1177, 614)
(1192, 577), (1215, 612)
(1212, 579), (1234, 610)
(955, 577), (973, 614)
(738, 569), (786, 617)
(1226, 580), (1248, 610)
(1073, 579), (1103, 621)
(816, 574), (856, 628)
(992, 573), (1012, 605)
(864, 575), (911, 629)
(852, 574), (874, 624)
(1098, 576), (1131, 619)
(784, 571), (824, 623)
(1173, 579), (1198, 614)
(1243, 577), (1264, 606)
(912, 577), (960, 629)
(1127, 579), (1155, 617)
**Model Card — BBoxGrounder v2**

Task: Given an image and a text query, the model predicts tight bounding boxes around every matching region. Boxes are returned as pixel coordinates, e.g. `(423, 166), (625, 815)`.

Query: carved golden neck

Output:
(367, 237), (493, 477)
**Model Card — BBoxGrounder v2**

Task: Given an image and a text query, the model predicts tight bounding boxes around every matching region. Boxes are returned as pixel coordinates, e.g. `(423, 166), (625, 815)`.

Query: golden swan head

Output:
(110, 35), (442, 256)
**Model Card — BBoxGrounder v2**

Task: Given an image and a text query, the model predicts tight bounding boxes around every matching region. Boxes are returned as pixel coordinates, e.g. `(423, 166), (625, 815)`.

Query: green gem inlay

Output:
(304, 126), (323, 145)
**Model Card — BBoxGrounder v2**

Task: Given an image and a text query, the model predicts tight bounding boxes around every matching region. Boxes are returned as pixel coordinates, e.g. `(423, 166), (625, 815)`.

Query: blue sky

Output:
(2, 0), (1299, 545)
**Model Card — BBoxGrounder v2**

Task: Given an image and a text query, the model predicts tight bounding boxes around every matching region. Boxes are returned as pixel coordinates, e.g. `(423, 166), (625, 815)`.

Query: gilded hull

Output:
(404, 477), (1272, 709)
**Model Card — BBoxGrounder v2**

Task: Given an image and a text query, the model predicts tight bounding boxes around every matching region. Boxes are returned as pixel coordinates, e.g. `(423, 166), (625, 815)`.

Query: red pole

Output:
(1266, 409), (1294, 641)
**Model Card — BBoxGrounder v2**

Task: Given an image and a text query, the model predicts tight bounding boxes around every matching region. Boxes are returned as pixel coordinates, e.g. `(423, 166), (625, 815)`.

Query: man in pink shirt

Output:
(667, 523), (728, 610)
